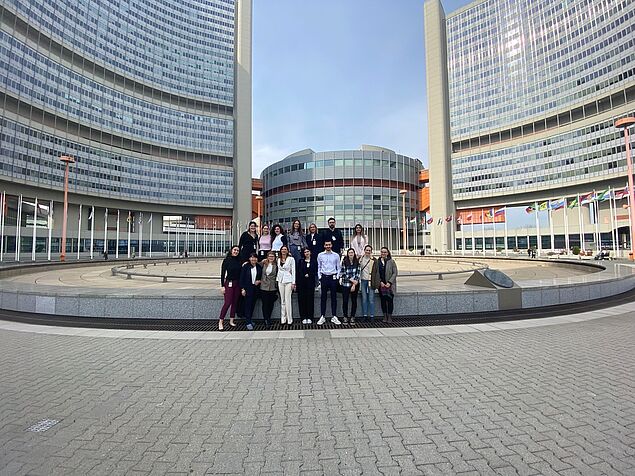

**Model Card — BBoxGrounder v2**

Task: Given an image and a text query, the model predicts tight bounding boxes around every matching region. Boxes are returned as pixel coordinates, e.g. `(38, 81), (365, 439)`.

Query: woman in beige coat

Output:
(371, 247), (398, 323)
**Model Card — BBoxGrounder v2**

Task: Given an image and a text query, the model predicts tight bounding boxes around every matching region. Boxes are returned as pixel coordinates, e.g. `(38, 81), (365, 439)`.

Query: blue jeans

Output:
(360, 280), (375, 318)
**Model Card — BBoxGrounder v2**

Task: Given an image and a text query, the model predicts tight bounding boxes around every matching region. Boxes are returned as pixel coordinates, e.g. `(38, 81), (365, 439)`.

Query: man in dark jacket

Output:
(321, 217), (344, 255)
(239, 253), (262, 330)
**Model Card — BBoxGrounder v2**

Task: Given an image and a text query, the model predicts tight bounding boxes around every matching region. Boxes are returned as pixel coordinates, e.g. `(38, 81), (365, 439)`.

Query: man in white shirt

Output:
(316, 240), (341, 325)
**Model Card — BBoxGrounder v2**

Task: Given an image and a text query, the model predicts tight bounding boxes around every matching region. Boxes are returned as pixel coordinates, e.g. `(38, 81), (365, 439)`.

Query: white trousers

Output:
(278, 282), (294, 324)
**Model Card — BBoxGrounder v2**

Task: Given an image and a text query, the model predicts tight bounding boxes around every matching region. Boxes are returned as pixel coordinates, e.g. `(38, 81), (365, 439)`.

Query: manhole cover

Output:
(26, 419), (60, 432)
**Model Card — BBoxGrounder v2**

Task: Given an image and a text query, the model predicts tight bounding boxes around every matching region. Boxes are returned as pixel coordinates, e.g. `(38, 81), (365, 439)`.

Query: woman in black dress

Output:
(296, 247), (317, 325)
(238, 221), (259, 263)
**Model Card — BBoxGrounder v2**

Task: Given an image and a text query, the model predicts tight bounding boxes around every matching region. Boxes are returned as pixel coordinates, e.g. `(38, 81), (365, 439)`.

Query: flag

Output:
(409, 217), (416, 224)
(445, 215), (453, 222)
(466, 212), (473, 221)
(456, 217), (462, 225)
(104, 208), (108, 217)
(550, 198), (565, 210)
(138, 212), (143, 224)
(436, 218), (443, 225)
(485, 208), (494, 219)
(615, 187), (629, 200)
(427, 217), (434, 225)
(525, 205), (535, 214)
(147, 214), (152, 223)
(580, 192), (595, 205)
(538, 201), (548, 211)
(598, 189), (612, 201)
(494, 208), (505, 217)
(567, 197), (579, 208)
(88, 208), (94, 220)
(127, 211), (132, 223)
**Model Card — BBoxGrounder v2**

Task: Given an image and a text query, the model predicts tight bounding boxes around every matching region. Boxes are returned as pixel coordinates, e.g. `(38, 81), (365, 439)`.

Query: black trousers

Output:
(380, 292), (394, 315)
(260, 290), (277, 325)
(320, 275), (338, 317)
(242, 290), (259, 325)
(341, 286), (359, 318)
(297, 286), (315, 319)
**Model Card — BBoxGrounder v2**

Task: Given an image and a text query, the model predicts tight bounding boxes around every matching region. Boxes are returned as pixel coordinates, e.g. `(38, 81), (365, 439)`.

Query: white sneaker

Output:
(317, 316), (326, 325)
(302, 319), (307, 324)
(306, 319), (312, 324)
(331, 316), (341, 325)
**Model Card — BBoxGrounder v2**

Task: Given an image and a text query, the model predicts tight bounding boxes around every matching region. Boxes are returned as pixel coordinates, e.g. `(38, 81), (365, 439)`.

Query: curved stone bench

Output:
(1, 258), (634, 320)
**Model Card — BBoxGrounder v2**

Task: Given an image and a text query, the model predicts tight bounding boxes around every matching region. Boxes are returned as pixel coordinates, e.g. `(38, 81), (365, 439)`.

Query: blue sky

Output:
(252, 0), (472, 175)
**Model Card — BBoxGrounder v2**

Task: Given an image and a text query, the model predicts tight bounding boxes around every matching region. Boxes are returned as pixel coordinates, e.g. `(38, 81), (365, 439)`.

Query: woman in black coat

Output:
(239, 253), (262, 331)
(238, 221), (259, 263)
(296, 247), (318, 325)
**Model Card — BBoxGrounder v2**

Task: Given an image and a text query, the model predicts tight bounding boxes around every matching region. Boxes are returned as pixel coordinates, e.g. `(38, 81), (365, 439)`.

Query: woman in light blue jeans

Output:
(358, 245), (378, 322)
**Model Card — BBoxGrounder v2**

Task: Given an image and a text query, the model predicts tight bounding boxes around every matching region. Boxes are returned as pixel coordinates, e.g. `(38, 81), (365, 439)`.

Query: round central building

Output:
(261, 145), (422, 250)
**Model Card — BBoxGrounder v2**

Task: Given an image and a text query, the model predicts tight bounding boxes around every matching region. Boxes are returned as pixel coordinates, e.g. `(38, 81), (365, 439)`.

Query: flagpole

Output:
(577, 194), (584, 253)
(628, 192), (633, 255)
(535, 203), (541, 256)
(563, 198), (570, 255)
(167, 217), (171, 257)
(103, 208), (108, 258)
(149, 213), (153, 258)
(47, 200), (53, 261)
(90, 205), (95, 260)
(139, 212), (143, 258)
(491, 209), (497, 256)
(127, 211), (131, 258)
(0, 191), (5, 262)
(471, 219), (475, 254)
(15, 194), (22, 261)
(548, 202), (554, 252)
(481, 209), (485, 254)
(116, 209), (120, 259)
(593, 190), (600, 253)
(612, 190), (619, 257)
(608, 187), (616, 257)
(77, 204), (82, 260)
(504, 207), (509, 256)
(31, 197), (38, 261)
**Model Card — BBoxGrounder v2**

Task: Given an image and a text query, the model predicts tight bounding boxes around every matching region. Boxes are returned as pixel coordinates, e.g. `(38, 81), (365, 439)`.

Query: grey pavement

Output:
(1, 311), (635, 475)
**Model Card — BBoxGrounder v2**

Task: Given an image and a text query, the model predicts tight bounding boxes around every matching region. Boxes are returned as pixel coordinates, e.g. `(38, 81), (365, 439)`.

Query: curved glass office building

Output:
(261, 146), (422, 249)
(425, 0), (635, 253)
(0, 0), (252, 260)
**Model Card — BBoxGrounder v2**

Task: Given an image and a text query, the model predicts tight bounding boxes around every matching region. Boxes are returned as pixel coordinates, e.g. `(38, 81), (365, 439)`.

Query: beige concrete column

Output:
(234, 0), (253, 229)
(424, 0), (454, 252)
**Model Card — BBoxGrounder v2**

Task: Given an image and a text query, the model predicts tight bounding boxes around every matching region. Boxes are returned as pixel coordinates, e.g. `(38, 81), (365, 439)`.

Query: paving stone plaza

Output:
(1, 302), (635, 475)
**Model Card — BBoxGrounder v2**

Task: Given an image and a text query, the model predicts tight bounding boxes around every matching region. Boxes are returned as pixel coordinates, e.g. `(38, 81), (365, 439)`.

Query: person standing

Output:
(270, 223), (287, 255)
(276, 245), (296, 325)
(340, 248), (360, 325)
(296, 248), (317, 324)
(305, 223), (322, 262)
(317, 240), (342, 325)
(260, 251), (278, 329)
(218, 245), (241, 331)
(350, 224), (367, 258)
(359, 245), (378, 322)
(372, 247), (398, 323)
(239, 253), (262, 331)
(288, 219), (307, 263)
(238, 221), (259, 263)
(321, 217), (344, 255)
(258, 224), (272, 260)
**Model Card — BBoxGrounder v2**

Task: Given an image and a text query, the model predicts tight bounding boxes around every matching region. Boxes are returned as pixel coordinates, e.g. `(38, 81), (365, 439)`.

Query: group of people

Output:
(218, 218), (398, 331)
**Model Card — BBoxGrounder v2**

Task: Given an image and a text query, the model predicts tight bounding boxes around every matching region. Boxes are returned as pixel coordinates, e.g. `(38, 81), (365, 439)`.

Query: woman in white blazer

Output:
(276, 245), (296, 325)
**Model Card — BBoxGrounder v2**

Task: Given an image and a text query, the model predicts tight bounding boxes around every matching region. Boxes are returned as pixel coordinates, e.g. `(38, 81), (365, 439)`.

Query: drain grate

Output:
(26, 419), (59, 432)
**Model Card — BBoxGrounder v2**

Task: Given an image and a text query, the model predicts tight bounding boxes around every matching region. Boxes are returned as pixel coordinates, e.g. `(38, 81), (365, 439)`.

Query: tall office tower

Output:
(425, 0), (634, 252)
(0, 0), (251, 258)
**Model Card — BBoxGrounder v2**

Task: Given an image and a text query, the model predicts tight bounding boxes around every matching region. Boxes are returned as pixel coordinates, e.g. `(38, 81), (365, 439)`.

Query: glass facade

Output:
(261, 148), (421, 229)
(0, 0), (236, 208)
(447, 0), (635, 201)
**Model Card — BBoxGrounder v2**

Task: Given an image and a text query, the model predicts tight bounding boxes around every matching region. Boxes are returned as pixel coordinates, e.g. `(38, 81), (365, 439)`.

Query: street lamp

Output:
(59, 155), (75, 261)
(615, 117), (635, 260)
(399, 189), (407, 254)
